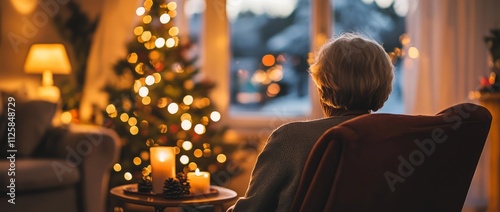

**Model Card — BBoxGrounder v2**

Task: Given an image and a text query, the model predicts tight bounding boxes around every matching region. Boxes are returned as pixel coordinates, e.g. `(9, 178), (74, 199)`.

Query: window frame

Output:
(201, 0), (330, 134)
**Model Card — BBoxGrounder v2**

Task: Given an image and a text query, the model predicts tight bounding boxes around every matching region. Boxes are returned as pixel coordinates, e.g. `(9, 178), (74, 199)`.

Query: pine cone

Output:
(138, 177), (152, 193)
(176, 173), (190, 195)
(163, 178), (183, 198)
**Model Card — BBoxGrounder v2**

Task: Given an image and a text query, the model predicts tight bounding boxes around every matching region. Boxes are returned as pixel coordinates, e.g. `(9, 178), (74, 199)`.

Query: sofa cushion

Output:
(1, 100), (58, 157)
(0, 159), (80, 192)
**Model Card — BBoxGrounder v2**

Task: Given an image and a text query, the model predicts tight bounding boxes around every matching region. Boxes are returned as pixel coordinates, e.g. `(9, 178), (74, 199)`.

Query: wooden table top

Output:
(110, 184), (238, 207)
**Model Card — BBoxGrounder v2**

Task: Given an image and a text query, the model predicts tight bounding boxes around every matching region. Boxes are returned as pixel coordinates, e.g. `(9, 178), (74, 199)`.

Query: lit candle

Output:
(150, 147), (176, 193)
(187, 168), (210, 195)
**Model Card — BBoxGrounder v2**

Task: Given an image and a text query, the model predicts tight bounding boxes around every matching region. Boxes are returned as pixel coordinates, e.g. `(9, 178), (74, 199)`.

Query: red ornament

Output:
(155, 62), (164, 72)
(480, 76), (492, 87)
(170, 125), (179, 133)
(191, 133), (201, 142)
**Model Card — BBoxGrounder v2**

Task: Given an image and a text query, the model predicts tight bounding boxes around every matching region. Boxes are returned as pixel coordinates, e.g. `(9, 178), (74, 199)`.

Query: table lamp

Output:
(24, 44), (71, 101)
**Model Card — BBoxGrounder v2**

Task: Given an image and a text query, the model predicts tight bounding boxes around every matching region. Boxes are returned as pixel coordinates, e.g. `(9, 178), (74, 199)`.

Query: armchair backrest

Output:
(291, 103), (492, 212)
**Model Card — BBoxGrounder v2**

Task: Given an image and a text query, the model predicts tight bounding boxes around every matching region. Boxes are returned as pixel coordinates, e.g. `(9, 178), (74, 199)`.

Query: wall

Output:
(0, 0), (101, 96)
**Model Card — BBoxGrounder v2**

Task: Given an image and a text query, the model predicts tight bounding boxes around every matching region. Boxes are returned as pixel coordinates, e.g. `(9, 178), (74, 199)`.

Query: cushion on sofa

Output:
(0, 159), (80, 192)
(12, 100), (57, 156)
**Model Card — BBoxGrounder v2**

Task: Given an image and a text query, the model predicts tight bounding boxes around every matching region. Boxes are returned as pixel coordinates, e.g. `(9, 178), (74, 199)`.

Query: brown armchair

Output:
(0, 99), (120, 212)
(291, 103), (492, 212)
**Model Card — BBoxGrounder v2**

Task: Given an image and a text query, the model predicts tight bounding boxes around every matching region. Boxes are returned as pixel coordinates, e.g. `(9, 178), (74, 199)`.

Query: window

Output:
(184, 0), (204, 45)
(331, 0), (407, 113)
(227, 0), (312, 117)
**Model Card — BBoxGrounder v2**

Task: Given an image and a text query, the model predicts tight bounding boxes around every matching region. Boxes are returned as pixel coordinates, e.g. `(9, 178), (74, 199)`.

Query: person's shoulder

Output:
(277, 116), (347, 131)
(270, 116), (344, 139)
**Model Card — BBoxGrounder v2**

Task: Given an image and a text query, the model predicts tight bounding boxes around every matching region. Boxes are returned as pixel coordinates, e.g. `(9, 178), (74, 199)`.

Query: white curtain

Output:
(404, 0), (500, 209)
(403, 0), (500, 115)
(79, 0), (140, 122)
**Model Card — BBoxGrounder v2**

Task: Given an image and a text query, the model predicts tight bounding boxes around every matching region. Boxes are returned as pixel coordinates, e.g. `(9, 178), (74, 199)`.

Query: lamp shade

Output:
(24, 44), (71, 74)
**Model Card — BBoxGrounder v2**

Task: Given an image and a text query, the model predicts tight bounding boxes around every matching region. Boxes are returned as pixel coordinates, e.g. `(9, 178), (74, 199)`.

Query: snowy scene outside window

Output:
(227, 0), (312, 116)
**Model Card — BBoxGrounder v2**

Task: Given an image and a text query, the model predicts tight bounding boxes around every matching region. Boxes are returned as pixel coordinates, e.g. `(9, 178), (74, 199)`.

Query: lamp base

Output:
(36, 86), (60, 103)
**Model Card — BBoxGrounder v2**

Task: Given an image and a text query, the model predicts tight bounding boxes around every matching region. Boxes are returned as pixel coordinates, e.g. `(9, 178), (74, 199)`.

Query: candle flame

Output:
(158, 152), (168, 162)
(195, 168), (201, 176)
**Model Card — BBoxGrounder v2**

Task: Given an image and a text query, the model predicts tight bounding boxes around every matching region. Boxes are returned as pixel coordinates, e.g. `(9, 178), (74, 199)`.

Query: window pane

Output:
(184, 0), (205, 45)
(227, 0), (311, 116)
(332, 0), (407, 113)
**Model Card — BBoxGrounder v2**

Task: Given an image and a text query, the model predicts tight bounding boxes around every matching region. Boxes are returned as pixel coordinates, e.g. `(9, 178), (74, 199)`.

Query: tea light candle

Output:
(187, 168), (210, 195)
(150, 146), (176, 193)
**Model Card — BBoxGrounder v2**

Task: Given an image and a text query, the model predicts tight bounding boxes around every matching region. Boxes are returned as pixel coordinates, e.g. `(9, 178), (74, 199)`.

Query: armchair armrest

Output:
(40, 124), (120, 212)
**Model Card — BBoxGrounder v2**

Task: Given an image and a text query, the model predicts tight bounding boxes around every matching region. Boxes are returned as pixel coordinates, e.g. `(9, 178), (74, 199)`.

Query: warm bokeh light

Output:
(167, 2), (177, 10)
(149, 50), (160, 61)
(142, 15), (152, 24)
(268, 67), (283, 81)
(135, 63), (144, 74)
(217, 154), (227, 163)
(181, 120), (192, 130)
(140, 151), (150, 160)
(61, 111), (72, 124)
(182, 141), (193, 151)
(141, 31), (152, 42)
(138, 86), (149, 97)
(167, 102), (179, 114)
(134, 80), (142, 93)
(157, 98), (168, 108)
(262, 54), (275, 66)
(174, 146), (181, 154)
(400, 34), (411, 46)
(128, 117), (138, 126)
(155, 37), (166, 48)
(136, 7), (146, 16)
(143, 0), (153, 10)
(160, 13), (171, 24)
(180, 113), (192, 122)
(188, 162), (198, 171)
(201, 116), (209, 125)
(166, 38), (175, 48)
(210, 111), (221, 122)
(158, 124), (168, 133)
(194, 149), (203, 158)
(134, 27), (144, 36)
(124, 172), (133, 181)
(194, 124), (206, 135)
(408, 47), (419, 59)
(113, 163), (122, 172)
(130, 126), (139, 135)
(106, 104), (117, 114)
(120, 113), (129, 122)
(203, 149), (211, 157)
(169, 27), (180, 36)
(145, 75), (155, 85)
(267, 83), (281, 97)
(253, 70), (267, 83)
(153, 73), (161, 83)
(133, 157), (142, 165)
(183, 95), (194, 105)
(128, 52), (138, 63)
(168, 10), (177, 18)
(180, 155), (189, 164)
(142, 96), (151, 105)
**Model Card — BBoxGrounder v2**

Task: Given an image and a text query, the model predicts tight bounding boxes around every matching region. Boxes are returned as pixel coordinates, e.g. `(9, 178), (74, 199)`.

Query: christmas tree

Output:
(104, 0), (234, 187)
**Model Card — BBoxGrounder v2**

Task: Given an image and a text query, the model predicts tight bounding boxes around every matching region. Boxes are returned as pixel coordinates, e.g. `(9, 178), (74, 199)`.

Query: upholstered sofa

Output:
(0, 99), (120, 212)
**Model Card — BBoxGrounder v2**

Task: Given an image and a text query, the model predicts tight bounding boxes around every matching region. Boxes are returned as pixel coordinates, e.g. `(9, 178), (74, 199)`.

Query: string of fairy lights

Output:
(104, 0), (226, 181)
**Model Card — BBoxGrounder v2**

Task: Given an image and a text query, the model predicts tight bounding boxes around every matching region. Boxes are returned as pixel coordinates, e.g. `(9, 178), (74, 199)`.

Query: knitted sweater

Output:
(228, 115), (360, 212)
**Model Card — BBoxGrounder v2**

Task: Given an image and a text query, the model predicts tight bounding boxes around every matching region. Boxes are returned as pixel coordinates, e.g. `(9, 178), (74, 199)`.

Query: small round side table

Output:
(110, 184), (238, 212)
